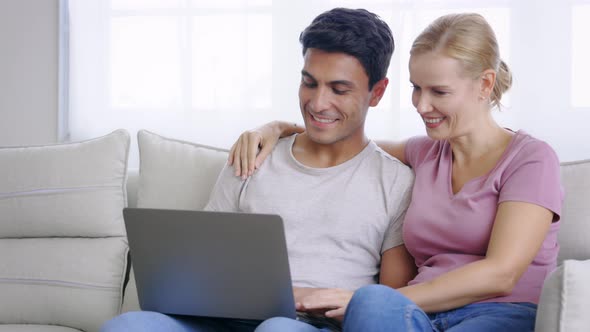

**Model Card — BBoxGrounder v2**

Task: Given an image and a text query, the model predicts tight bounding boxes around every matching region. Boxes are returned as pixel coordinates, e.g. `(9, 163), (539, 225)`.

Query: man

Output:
(101, 8), (414, 332)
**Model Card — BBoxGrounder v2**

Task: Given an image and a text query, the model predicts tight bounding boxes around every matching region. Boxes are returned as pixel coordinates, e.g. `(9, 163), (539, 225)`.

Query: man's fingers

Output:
(325, 308), (346, 319)
(298, 288), (352, 311)
(300, 296), (340, 310)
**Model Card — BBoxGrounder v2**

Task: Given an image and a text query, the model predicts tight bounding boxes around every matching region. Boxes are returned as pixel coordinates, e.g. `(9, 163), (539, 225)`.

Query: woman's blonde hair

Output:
(411, 13), (512, 109)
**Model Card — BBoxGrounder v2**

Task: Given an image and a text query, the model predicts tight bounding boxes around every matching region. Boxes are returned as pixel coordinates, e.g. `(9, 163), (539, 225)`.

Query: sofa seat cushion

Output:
(0, 130), (130, 332)
(0, 325), (82, 332)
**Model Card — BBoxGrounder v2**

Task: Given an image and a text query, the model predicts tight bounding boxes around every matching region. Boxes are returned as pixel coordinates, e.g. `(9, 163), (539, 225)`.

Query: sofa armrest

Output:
(536, 259), (590, 332)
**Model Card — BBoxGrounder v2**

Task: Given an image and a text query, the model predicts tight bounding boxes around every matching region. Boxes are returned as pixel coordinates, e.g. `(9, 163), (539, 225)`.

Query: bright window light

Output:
(572, 4), (590, 107)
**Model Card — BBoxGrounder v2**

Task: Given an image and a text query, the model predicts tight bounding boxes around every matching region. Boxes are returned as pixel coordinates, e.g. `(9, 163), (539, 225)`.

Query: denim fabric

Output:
(255, 317), (334, 332)
(343, 285), (537, 332)
(100, 311), (343, 332)
(99, 311), (261, 332)
(100, 311), (342, 332)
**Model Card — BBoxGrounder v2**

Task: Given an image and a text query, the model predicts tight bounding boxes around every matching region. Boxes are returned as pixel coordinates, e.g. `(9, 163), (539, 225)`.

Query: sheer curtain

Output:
(64, 0), (590, 168)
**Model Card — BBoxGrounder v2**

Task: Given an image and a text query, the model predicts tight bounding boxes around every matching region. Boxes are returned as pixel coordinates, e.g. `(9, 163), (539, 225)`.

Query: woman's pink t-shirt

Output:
(403, 130), (563, 304)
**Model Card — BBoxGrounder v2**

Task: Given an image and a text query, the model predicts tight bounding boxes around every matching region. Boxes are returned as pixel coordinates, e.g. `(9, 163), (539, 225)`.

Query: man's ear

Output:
(369, 78), (389, 107)
(480, 69), (496, 100)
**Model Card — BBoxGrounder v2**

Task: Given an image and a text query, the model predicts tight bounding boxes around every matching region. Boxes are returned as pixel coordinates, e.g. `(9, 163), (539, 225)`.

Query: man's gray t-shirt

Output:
(205, 134), (414, 291)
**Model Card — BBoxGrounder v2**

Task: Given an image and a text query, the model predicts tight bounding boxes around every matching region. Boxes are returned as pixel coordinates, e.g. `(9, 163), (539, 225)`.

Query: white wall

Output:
(0, 0), (58, 146)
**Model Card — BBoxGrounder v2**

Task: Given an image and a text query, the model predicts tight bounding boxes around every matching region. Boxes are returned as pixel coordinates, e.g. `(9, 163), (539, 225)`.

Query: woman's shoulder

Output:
(496, 130), (561, 185)
(406, 135), (447, 150)
(508, 130), (560, 163)
(405, 135), (447, 167)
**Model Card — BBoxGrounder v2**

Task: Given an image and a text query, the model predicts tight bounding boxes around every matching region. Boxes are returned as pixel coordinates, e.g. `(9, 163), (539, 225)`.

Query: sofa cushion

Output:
(0, 130), (130, 332)
(535, 259), (590, 332)
(0, 129), (129, 237)
(136, 129), (229, 210)
(557, 159), (590, 264)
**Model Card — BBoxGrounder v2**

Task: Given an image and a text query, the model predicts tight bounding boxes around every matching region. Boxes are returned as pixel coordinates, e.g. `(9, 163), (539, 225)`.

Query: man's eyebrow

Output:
(301, 70), (315, 81)
(331, 80), (355, 88)
(301, 70), (355, 88)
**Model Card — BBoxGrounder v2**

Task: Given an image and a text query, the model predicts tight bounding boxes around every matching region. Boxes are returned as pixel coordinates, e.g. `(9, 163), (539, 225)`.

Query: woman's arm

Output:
(398, 201), (553, 313)
(374, 140), (408, 165)
(228, 121), (304, 178)
(228, 123), (410, 178)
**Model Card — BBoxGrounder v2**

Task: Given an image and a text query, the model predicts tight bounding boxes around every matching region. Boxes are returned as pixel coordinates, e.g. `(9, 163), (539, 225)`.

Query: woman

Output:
(230, 13), (562, 331)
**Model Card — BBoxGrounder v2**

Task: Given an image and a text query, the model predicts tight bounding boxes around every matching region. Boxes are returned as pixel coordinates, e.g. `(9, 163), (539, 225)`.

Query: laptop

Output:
(123, 207), (297, 321)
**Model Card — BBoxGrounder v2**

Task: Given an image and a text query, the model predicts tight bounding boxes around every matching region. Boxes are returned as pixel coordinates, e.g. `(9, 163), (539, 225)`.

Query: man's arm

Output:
(379, 245), (417, 288)
(379, 164), (416, 288)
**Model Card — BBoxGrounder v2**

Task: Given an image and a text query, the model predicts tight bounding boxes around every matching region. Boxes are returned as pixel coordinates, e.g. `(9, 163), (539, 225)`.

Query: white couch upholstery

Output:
(535, 159), (590, 332)
(0, 130), (130, 332)
(2, 129), (589, 331)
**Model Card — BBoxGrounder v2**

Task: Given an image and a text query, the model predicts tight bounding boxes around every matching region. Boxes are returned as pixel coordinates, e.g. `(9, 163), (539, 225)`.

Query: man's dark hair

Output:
(300, 8), (395, 90)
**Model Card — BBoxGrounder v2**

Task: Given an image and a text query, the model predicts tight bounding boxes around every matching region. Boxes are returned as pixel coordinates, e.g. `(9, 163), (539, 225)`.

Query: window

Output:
(572, 4), (590, 107)
(64, 0), (590, 167)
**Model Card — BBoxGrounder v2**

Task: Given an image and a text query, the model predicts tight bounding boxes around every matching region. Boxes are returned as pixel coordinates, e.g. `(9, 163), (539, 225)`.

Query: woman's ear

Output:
(479, 69), (496, 100)
(369, 78), (389, 107)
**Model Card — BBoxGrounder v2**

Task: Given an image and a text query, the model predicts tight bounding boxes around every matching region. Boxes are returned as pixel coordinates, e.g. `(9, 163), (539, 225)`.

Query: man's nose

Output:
(309, 87), (331, 112)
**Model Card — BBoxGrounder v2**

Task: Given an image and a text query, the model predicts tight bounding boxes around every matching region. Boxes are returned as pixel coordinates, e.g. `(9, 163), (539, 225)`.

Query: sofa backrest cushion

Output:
(136, 129), (229, 210)
(558, 159), (590, 264)
(0, 130), (130, 332)
(0, 130), (129, 237)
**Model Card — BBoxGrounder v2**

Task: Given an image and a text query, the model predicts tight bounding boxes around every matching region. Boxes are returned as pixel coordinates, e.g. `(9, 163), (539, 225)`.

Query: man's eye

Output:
(433, 90), (448, 96)
(333, 88), (349, 95)
(302, 81), (316, 88)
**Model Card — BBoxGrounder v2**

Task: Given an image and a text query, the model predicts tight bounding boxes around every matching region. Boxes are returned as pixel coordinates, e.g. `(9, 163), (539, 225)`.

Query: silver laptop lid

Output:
(123, 208), (297, 320)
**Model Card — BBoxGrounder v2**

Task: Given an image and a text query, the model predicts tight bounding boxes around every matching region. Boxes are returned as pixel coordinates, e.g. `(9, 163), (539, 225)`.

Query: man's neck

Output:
(291, 133), (370, 168)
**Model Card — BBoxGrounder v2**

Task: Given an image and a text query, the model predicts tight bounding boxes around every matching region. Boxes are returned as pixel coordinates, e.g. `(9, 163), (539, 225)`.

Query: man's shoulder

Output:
(361, 141), (415, 187)
(369, 141), (413, 172)
(271, 135), (296, 156)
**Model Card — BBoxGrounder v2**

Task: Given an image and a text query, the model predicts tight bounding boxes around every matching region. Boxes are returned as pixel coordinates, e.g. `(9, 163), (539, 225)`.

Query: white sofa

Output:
(2, 129), (589, 331)
(1, 130), (130, 332)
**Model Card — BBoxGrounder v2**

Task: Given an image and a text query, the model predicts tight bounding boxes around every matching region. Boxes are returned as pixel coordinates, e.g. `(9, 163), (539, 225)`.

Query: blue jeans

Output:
(100, 311), (261, 332)
(100, 311), (339, 332)
(343, 285), (537, 332)
(255, 312), (340, 331)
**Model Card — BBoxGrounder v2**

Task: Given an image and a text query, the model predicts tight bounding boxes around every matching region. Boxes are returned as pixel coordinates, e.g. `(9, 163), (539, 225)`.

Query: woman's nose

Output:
(415, 95), (432, 114)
